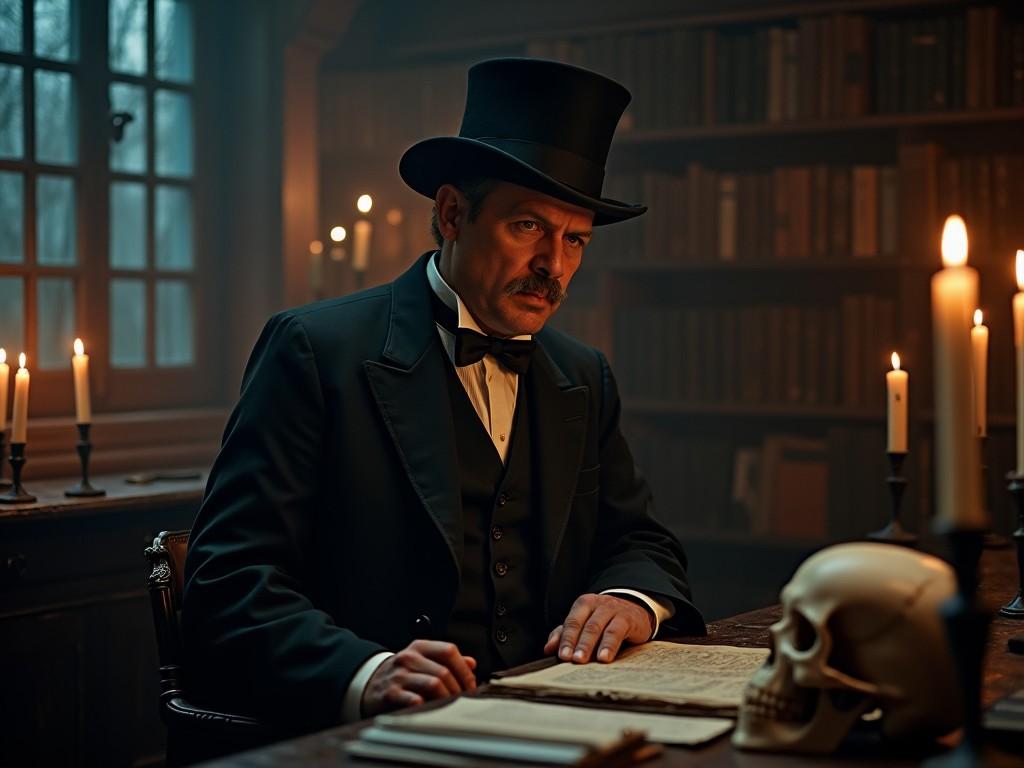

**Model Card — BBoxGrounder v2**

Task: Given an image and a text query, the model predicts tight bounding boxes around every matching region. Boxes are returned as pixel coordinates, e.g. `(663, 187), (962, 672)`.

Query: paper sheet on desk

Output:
(378, 696), (735, 746)
(490, 642), (769, 710)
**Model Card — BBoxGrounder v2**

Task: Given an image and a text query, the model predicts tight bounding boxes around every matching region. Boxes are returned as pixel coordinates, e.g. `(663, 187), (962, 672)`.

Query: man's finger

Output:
(558, 598), (596, 660)
(571, 606), (615, 663)
(416, 640), (477, 690)
(401, 671), (459, 700)
(596, 615), (632, 663)
(402, 655), (463, 696)
(544, 625), (563, 655)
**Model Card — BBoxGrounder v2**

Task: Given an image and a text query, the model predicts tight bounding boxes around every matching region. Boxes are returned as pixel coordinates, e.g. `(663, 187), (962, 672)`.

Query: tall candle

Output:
(0, 349), (8, 433)
(11, 353), (29, 444)
(71, 338), (91, 424)
(352, 219), (372, 273)
(886, 352), (908, 452)
(971, 309), (988, 438)
(931, 215), (984, 528)
(1014, 251), (1024, 474)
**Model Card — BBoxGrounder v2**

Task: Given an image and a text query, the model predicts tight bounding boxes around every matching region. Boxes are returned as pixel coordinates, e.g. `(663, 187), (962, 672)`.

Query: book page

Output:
(379, 696), (735, 746)
(490, 642), (769, 708)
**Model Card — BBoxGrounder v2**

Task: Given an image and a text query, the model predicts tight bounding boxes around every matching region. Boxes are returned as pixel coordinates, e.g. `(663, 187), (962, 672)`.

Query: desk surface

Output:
(201, 548), (1024, 767)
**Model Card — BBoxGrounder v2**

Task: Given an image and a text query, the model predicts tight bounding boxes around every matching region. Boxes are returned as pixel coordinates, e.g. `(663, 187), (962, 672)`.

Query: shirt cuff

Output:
(601, 588), (675, 640)
(341, 651), (393, 723)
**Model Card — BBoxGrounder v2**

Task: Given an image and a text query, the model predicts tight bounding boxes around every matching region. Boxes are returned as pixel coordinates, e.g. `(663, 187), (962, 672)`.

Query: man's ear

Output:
(434, 184), (464, 242)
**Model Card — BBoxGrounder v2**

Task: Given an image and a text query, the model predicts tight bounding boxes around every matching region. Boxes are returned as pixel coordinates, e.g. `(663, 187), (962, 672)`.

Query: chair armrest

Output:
(164, 696), (261, 730)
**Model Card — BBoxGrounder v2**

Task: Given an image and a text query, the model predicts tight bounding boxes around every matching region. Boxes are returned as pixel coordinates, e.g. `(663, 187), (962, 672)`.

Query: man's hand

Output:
(361, 640), (477, 717)
(543, 593), (655, 664)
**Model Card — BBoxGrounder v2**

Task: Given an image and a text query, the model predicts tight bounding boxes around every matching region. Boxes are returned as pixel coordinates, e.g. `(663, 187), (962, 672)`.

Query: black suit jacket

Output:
(182, 252), (705, 733)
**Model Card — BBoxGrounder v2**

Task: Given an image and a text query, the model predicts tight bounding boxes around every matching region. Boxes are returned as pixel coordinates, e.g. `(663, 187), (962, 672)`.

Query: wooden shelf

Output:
(624, 399), (884, 421)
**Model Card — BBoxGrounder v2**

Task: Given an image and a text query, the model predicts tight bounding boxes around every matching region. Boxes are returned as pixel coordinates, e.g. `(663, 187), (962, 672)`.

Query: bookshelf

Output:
(319, 0), (1024, 614)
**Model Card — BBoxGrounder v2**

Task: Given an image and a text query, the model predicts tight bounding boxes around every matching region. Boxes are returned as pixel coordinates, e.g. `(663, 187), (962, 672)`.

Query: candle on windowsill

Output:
(72, 338), (91, 424)
(11, 353), (29, 444)
(931, 215), (984, 529)
(886, 352), (908, 453)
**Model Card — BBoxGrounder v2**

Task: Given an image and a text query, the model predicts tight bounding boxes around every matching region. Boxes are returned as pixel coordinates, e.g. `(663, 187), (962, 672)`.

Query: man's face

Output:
(441, 181), (594, 338)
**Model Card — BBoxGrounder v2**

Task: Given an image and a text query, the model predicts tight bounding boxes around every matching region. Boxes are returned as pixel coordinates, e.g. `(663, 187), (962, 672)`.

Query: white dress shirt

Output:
(340, 254), (674, 721)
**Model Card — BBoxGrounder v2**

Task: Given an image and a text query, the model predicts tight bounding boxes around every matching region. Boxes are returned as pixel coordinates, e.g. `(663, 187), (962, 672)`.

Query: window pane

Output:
(0, 171), (23, 263)
(155, 185), (191, 270)
(109, 0), (145, 75)
(36, 174), (75, 265)
(155, 0), (192, 83)
(0, 64), (23, 159)
(155, 89), (191, 177)
(109, 82), (146, 173)
(35, 69), (76, 164)
(110, 181), (145, 269)
(34, 0), (76, 62)
(110, 278), (145, 367)
(155, 279), (191, 366)
(0, 276), (24, 353)
(36, 276), (73, 369)
(0, 0), (22, 53)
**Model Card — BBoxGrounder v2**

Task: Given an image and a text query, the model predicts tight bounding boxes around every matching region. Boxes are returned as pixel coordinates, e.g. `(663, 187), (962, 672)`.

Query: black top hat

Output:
(399, 58), (646, 226)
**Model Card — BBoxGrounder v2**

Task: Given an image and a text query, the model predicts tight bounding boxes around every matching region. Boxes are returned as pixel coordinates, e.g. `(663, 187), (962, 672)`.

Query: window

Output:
(0, 0), (208, 417)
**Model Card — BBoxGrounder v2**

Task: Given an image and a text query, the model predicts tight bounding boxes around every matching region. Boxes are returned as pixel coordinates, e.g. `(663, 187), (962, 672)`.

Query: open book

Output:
(489, 642), (769, 715)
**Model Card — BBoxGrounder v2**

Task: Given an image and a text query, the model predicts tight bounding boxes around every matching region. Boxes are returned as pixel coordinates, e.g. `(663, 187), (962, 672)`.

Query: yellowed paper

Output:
(490, 642), (769, 709)
(379, 696), (735, 746)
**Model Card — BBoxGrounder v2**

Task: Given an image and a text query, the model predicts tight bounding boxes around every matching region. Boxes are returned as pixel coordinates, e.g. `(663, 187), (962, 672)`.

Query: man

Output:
(182, 58), (705, 739)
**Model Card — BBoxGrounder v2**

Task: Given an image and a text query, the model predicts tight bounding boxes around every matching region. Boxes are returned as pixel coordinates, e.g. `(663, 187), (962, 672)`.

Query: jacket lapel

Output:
(527, 342), (589, 587)
(363, 253), (463, 575)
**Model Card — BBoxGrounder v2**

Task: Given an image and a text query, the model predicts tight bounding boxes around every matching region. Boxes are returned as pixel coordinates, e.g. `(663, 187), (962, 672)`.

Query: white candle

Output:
(886, 352), (908, 452)
(0, 349), (9, 433)
(931, 215), (984, 528)
(71, 338), (91, 424)
(352, 219), (372, 273)
(11, 353), (29, 444)
(1014, 251), (1024, 474)
(971, 309), (988, 438)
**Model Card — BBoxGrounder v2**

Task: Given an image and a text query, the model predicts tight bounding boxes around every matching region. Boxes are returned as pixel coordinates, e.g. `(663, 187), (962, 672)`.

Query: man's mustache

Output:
(505, 275), (566, 305)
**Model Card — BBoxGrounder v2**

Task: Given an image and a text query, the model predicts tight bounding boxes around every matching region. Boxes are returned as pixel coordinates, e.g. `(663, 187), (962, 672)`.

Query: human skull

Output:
(733, 542), (960, 754)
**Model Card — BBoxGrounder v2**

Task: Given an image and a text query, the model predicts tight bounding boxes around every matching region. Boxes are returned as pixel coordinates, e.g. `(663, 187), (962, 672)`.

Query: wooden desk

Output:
(200, 548), (1024, 767)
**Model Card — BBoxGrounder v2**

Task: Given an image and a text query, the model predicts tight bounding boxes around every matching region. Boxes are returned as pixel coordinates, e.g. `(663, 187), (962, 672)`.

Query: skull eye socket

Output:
(792, 610), (818, 653)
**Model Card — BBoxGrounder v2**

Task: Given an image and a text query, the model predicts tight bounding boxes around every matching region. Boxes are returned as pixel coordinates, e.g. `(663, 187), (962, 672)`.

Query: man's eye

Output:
(517, 220), (539, 232)
(567, 236), (584, 248)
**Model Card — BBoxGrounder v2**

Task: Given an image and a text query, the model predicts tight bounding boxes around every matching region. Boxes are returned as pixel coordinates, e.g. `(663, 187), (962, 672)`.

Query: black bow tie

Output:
(454, 328), (536, 374)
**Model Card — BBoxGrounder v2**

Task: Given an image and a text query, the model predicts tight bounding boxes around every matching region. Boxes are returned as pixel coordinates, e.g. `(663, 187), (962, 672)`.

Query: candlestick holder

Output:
(0, 429), (11, 491)
(982, 438), (1009, 549)
(867, 451), (918, 545)
(0, 442), (35, 503)
(924, 527), (1019, 767)
(65, 423), (104, 497)
(1000, 473), (1024, 619)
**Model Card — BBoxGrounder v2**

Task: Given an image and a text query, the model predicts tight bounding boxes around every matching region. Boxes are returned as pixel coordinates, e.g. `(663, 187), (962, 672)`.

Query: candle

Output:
(0, 349), (8, 433)
(931, 215), (984, 528)
(971, 309), (988, 438)
(11, 353), (29, 444)
(1014, 250), (1024, 474)
(71, 338), (91, 424)
(886, 352), (908, 452)
(353, 194), (373, 273)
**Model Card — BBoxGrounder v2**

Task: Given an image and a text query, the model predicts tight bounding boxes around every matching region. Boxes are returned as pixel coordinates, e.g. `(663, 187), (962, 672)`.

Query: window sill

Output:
(16, 407), (227, 482)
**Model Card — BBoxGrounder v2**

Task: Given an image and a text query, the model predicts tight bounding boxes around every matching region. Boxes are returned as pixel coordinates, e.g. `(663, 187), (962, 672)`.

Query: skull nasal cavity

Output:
(793, 611), (817, 652)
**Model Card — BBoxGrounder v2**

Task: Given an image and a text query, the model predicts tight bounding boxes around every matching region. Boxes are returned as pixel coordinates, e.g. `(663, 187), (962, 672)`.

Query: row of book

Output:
(629, 426), (908, 541)
(608, 296), (896, 410)
(593, 163), (899, 265)
(526, 5), (1024, 130)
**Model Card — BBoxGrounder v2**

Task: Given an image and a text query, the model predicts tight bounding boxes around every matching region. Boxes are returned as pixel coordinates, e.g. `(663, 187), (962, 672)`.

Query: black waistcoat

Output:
(442, 361), (546, 680)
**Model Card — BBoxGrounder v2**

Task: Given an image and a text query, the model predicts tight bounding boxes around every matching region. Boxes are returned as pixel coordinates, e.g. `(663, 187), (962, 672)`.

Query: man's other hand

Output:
(361, 640), (477, 717)
(543, 593), (655, 664)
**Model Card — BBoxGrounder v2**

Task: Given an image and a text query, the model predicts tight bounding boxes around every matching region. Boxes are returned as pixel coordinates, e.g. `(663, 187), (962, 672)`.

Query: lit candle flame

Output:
(0, 348), (5, 365)
(941, 215), (968, 268)
(974, 309), (983, 327)
(330, 226), (347, 243)
(1017, 250), (1024, 291)
(891, 352), (901, 371)
(74, 338), (84, 356)
(357, 194), (373, 214)
(18, 352), (26, 369)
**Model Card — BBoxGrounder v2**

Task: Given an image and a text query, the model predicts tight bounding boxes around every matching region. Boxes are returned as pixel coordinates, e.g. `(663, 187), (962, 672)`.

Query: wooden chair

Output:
(145, 530), (264, 765)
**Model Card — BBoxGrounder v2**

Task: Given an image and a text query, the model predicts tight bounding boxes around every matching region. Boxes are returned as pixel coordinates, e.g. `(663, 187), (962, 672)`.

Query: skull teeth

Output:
(742, 684), (812, 723)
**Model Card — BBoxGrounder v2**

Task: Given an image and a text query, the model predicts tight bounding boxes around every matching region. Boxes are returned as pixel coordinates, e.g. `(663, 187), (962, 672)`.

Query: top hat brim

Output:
(399, 136), (646, 226)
